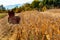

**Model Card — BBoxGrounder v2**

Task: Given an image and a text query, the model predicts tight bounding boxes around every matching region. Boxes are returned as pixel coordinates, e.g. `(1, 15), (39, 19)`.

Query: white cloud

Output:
(0, 0), (33, 6)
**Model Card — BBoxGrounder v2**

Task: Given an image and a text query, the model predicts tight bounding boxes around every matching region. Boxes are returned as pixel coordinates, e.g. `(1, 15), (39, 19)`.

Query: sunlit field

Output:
(0, 9), (60, 40)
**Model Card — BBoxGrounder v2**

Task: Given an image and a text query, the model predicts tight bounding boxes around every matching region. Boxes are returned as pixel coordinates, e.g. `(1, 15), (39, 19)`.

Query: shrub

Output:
(42, 6), (47, 12)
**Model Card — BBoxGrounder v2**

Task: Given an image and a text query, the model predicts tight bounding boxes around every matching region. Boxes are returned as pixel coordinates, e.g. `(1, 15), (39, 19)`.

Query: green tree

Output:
(0, 5), (6, 13)
(0, 5), (5, 11)
(31, 0), (40, 10)
(43, 0), (60, 7)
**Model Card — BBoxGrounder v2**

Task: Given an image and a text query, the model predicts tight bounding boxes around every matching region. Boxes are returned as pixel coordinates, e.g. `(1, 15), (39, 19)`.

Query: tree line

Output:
(12, 0), (60, 13)
(0, 0), (60, 13)
(0, 5), (6, 13)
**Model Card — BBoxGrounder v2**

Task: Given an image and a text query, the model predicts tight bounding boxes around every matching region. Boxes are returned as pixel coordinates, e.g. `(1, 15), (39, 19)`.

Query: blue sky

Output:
(0, 0), (33, 6)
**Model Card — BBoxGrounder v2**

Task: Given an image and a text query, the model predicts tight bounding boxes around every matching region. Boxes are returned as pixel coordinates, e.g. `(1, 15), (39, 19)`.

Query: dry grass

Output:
(0, 9), (60, 40)
(0, 13), (7, 19)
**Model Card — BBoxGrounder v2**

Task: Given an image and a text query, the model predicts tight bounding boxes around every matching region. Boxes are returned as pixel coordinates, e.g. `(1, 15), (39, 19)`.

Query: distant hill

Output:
(4, 4), (22, 10)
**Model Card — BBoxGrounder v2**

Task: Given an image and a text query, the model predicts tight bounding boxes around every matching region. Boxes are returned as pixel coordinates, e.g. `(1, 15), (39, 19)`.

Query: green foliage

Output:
(12, 0), (60, 12)
(0, 5), (6, 13)
(0, 0), (60, 13)
(23, 3), (32, 11)
(43, 0), (60, 7)
(31, 1), (40, 8)
(42, 6), (47, 12)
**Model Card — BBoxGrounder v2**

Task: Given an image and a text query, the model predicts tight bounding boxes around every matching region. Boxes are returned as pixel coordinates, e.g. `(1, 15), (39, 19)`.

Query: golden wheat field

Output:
(0, 9), (60, 40)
